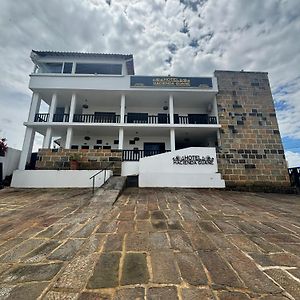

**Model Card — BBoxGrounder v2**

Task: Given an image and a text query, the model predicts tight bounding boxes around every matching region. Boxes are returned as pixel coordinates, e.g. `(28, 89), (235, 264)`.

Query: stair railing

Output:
(89, 162), (114, 194)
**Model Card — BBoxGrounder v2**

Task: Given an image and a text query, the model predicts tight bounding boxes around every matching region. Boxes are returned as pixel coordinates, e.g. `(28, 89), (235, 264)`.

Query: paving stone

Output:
(114, 287), (144, 300)
(136, 220), (153, 232)
(181, 288), (214, 300)
(96, 220), (118, 233)
(175, 252), (207, 285)
(120, 253), (149, 285)
(0, 282), (49, 300)
(0, 238), (24, 255)
(72, 220), (97, 238)
(118, 211), (135, 221)
(167, 220), (183, 230)
(149, 232), (170, 250)
(151, 210), (167, 220)
(264, 234), (300, 244)
(87, 252), (120, 289)
(227, 234), (262, 252)
(35, 224), (66, 238)
(198, 250), (244, 288)
(54, 254), (97, 290)
(189, 232), (217, 251)
(78, 291), (112, 300)
(151, 220), (167, 230)
(198, 221), (220, 233)
(44, 291), (79, 299)
(1, 263), (63, 283)
(0, 239), (45, 262)
(209, 234), (234, 249)
(278, 243), (300, 256)
(248, 236), (282, 253)
(288, 268), (300, 279)
(151, 251), (181, 284)
(77, 234), (105, 255)
(249, 252), (300, 267)
(217, 290), (250, 299)
(265, 269), (300, 299)
(116, 221), (135, 233)
(54, 224), (83, 240)
(23, 240), (62, 263)
(126, 232), (149, 251)
(147, 286), (178, 300)
(136, 210), (150, 220)
(48, 239), (84, 261)
(103, 233), (124, 252)
(221, 248), (282, 294)
(168, 231), (194, 252)
(214, 220), (241, 233)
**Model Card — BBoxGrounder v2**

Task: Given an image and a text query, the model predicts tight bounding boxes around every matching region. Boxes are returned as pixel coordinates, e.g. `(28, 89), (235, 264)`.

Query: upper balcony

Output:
(33, 112), (218, 126)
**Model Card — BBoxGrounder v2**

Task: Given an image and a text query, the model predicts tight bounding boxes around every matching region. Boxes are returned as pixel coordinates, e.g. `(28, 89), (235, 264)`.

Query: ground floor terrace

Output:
(0, 187), (299, 299)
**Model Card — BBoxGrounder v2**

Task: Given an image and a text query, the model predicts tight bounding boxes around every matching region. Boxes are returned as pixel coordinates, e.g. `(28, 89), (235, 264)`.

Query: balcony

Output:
(33, 113), (217, 125)
(122, 149), (170, 161)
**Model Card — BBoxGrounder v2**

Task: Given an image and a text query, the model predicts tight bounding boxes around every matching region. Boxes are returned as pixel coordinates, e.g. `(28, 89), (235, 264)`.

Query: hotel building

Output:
(12, 51), (290, 190)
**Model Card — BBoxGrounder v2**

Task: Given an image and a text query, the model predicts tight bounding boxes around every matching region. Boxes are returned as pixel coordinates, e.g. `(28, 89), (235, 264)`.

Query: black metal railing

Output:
(34, 112), (217, 125)
(90, 162), (114, 193)
(34, 113), (49, 122)
(73, 114), (120, 123)
(122, 149), (169, 161)
(288, 167), (300, 191)
(53, 114), (69, 122)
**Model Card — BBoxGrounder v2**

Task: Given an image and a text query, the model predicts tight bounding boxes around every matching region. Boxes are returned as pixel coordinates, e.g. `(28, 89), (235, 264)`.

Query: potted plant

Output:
(69, 153), (81, 170)
(0, 138), (8, 157)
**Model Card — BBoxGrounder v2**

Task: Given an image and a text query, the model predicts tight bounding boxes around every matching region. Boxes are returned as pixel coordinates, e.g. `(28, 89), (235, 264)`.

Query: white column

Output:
(69, 93), (76, 123)
(64, 105), (70, 114)
(18, 127), (35, 170)
(118, 128), (124, 150)
(27, 92), (41, 122)
(43, 128), (52, 149)
(169, 94), (174, 124)
(49, 93), (57, 122)
(170, 129), (175, 151)
(120, 94), (125, 123)
(65, 127), (73, 149)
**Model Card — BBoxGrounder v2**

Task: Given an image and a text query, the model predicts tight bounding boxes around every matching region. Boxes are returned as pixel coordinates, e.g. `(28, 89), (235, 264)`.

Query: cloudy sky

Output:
(0, 0), (299, 167)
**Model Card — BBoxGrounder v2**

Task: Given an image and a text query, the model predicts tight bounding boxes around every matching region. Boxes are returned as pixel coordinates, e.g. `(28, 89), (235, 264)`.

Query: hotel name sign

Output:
(130, 76), (213, 89)
(173, 155), (214, 165)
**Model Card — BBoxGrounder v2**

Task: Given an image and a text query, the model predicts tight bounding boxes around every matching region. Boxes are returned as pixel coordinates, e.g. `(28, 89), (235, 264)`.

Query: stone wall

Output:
(215, 70), (290, 191)
(36, 149), (122, 175)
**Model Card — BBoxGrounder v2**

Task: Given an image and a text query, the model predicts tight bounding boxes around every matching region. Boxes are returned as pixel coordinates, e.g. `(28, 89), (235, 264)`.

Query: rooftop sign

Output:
(130, 76), (213, 89)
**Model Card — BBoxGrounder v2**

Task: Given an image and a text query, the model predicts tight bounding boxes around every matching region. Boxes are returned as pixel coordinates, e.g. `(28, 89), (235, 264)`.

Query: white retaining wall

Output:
(139, 147), (225, 188)
(0, 147), (21, 180)
(11, 170), (112, 188)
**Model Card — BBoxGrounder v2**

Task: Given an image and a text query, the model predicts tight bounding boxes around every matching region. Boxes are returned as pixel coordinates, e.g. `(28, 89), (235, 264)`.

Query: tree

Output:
(0, 138), (8, 157)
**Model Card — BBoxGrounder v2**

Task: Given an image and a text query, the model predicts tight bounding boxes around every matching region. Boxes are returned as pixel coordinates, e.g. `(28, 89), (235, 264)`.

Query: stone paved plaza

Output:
(0, 187), (299, 299)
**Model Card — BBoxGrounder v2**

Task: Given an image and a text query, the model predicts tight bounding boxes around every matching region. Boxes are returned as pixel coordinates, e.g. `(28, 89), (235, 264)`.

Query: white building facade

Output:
(14, 51), (225, 188)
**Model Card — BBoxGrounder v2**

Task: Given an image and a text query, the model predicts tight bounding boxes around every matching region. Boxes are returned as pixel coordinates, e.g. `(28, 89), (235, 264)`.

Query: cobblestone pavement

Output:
(0, 188), (299, 299)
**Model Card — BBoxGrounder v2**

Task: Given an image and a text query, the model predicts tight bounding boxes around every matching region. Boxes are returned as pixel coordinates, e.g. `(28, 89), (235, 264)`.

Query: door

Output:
(144, 143), (165, 156)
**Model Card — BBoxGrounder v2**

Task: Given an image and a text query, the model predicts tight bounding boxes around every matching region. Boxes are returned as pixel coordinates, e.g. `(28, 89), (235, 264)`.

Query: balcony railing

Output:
(53, 114), (69, 122)
(73, 114), (121, 123)
(33, 113), (218, 125)
(34, 113), (49, 122)
(122, 149), (169, 161)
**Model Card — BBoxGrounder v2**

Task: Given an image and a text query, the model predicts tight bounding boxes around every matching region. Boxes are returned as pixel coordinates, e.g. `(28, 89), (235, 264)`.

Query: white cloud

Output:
(0, 0), (299, 167)
(285, 151), (300, 168)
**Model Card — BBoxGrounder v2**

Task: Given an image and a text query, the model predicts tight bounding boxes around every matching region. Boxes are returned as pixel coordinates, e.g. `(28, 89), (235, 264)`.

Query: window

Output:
(75, 63), (122, 75)
(43, 63), (63, 73)
(71, 145), (78, 149)
(114, 140), (119, 144)
(94, 145), (102, 149)
(96, 139), (102, 144)
(63, 63), (73, 74)
(81, 145), (89, 149)
(103, 145), (111, 149)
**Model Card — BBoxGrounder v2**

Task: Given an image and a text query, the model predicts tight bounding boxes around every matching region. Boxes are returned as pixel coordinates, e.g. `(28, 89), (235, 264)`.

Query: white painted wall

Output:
(0, 147), (21, 180)
(121, 162), (139, 176)
(139, 147), (225, 188)
(11, 169), (112, 188)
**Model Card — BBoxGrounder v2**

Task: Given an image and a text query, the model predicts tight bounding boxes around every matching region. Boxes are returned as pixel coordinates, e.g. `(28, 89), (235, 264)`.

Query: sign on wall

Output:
(130, 76), (213, 89)
(173, 155), (214, 165)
